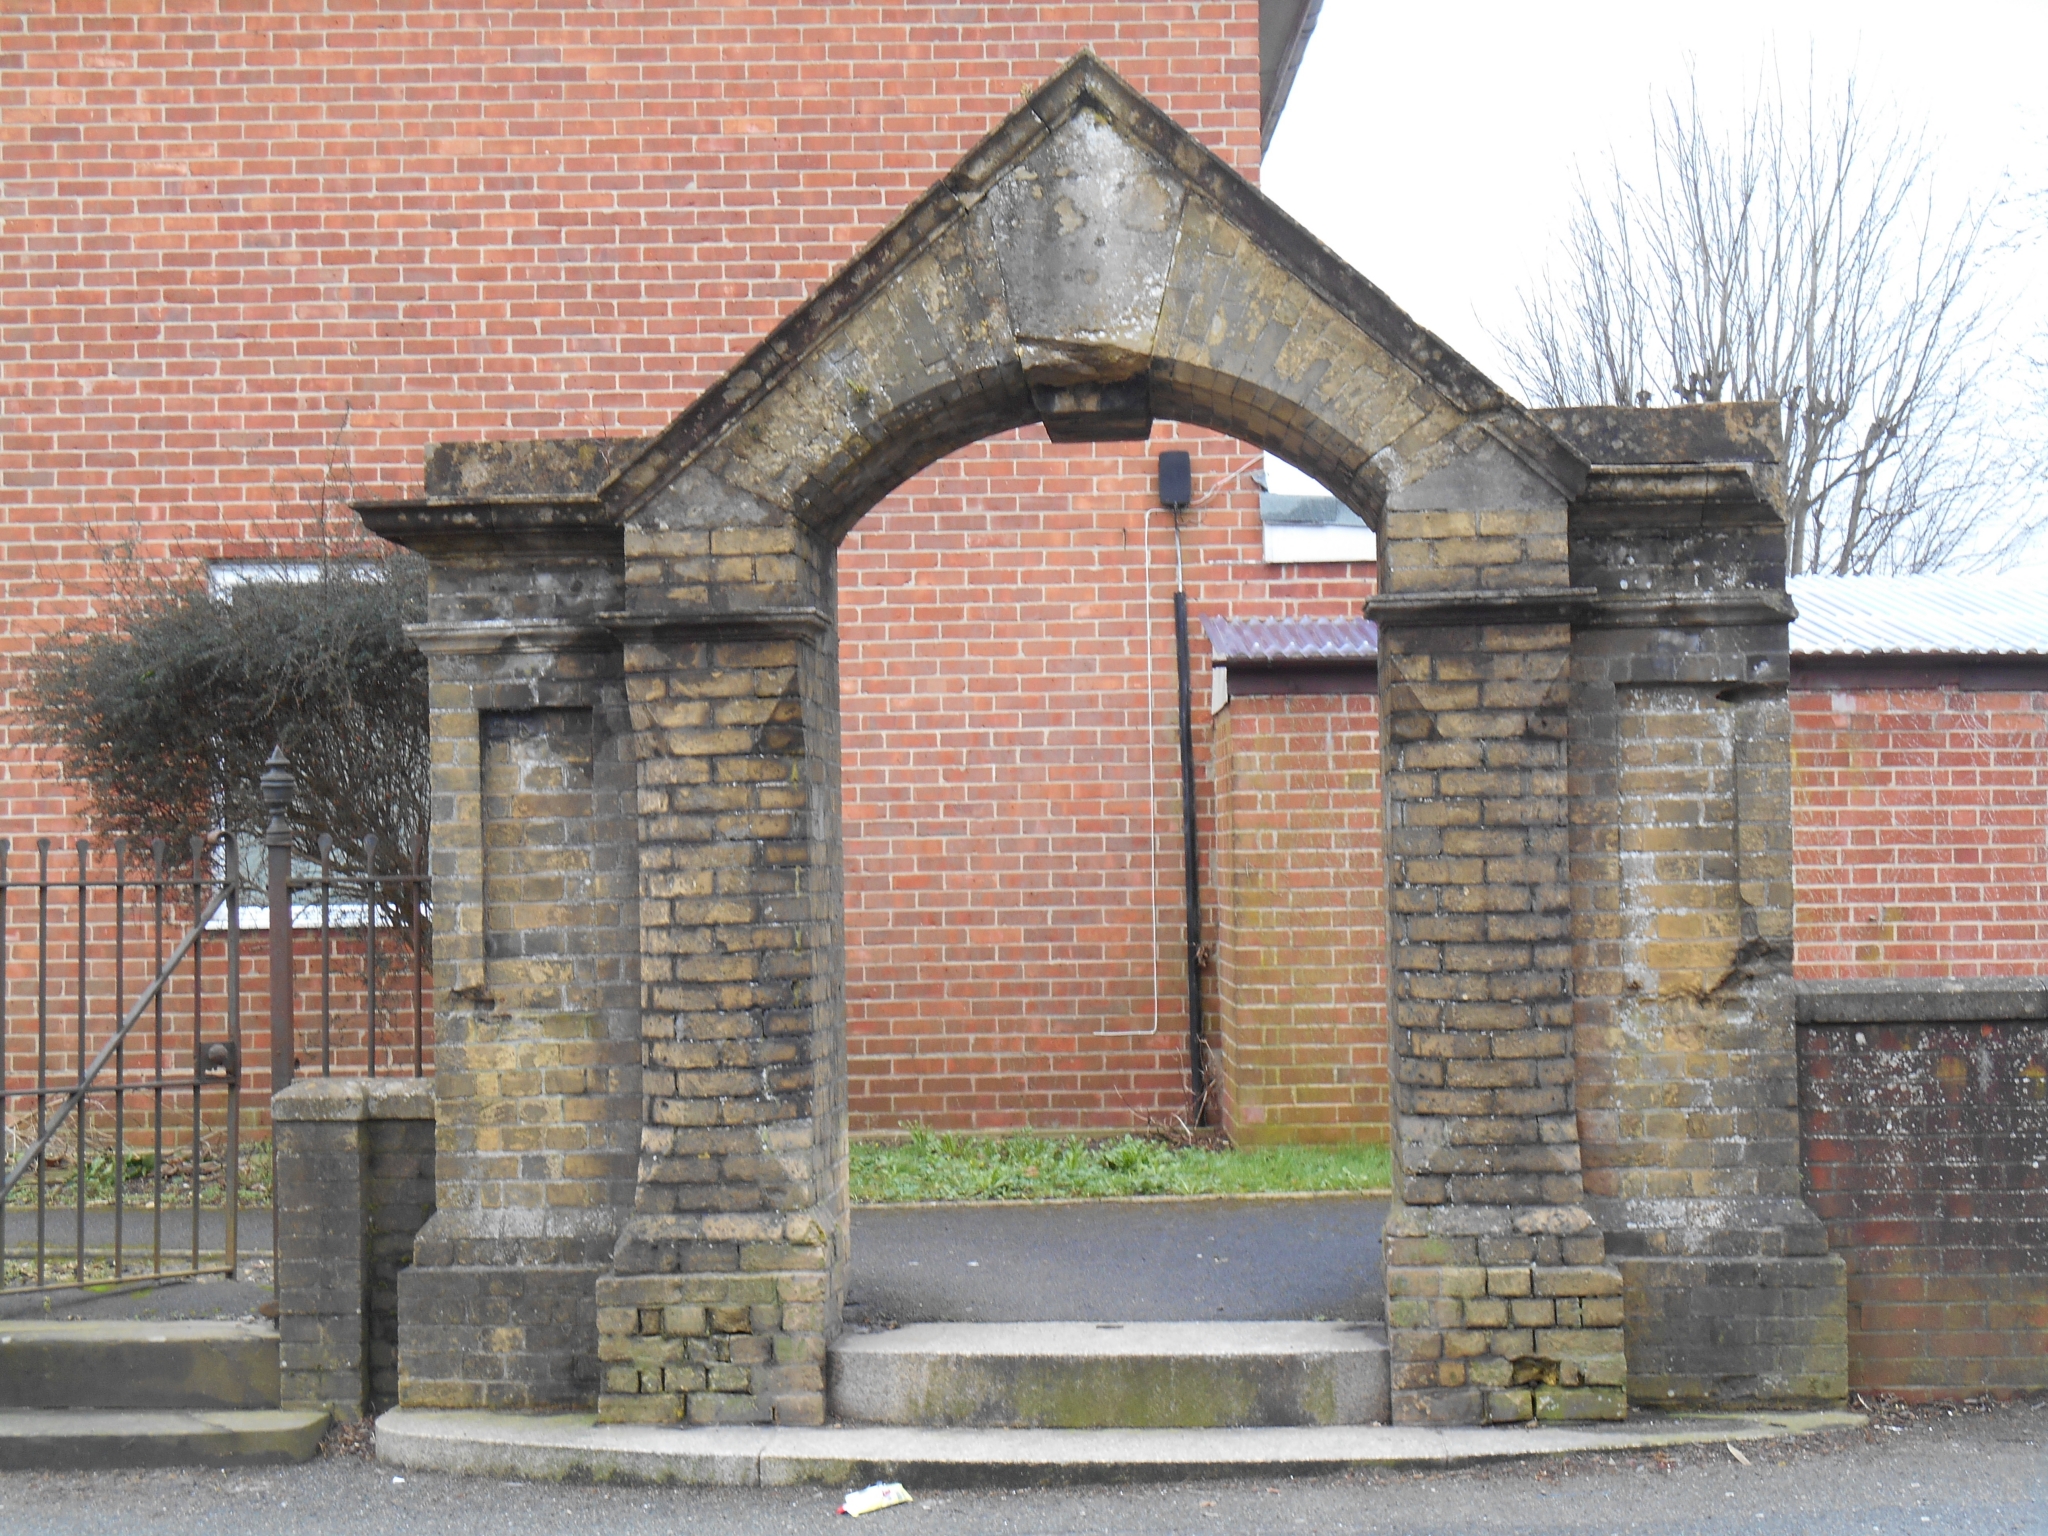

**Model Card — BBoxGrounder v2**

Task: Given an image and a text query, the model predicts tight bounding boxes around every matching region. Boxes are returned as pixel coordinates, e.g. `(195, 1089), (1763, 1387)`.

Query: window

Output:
(1258, 455), (1376, 564)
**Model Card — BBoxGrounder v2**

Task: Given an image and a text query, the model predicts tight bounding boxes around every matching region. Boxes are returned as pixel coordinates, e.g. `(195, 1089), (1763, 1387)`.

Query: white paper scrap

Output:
(839, 1481), (913, 1517)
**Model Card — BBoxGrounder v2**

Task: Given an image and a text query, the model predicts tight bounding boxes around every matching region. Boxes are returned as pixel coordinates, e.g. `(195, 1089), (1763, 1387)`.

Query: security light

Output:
(1157, 450), (1192, 510)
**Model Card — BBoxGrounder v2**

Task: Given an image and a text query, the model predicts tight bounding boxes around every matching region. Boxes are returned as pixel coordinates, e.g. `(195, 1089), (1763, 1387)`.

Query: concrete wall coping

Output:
(1794, 978), (2048, 1027)
(272, 1076), (437, 1122)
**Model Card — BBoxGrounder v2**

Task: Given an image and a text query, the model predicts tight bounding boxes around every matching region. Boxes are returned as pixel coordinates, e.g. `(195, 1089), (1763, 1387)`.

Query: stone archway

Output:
(363, 53), (1842, 1430)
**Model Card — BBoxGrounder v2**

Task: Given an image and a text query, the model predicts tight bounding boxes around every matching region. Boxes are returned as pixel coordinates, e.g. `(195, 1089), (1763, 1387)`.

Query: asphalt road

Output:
(0, 1397), (2040, 1535)
(0, 1206), (265, 1258)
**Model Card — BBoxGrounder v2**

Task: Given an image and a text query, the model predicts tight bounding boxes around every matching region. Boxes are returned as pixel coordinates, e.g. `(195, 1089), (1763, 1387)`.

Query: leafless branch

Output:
(1500, 69), (2020, 574)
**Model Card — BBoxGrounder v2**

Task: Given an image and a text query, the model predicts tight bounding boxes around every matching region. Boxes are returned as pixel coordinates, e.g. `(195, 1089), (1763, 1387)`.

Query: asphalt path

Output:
(5, 1195), (1388, 1327)
(1, 1206), (270, 1322)
(0, 1396), (2039, 1535)
(844, 1195), (1386, 1326)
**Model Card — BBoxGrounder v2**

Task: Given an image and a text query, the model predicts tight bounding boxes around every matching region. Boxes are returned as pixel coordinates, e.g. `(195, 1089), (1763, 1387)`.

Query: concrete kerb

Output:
(374, 1407), (1866, 1488)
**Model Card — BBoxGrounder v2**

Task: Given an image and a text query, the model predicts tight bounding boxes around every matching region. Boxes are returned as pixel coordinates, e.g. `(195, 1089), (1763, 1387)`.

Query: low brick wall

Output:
(1799, 981), (2048, 1398)
(273, 1077), (437, 1420)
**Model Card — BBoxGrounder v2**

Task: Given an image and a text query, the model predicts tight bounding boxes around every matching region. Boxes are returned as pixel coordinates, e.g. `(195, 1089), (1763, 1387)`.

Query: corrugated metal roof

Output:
(1789, 575), (2048, 658)
(1200, 616), (1378, 663)
(1200, 576), (2048, 665)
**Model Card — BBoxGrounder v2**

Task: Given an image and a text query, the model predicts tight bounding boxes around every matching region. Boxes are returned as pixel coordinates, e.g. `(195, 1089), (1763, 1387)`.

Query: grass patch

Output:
(850, 1128), (1391, 1204)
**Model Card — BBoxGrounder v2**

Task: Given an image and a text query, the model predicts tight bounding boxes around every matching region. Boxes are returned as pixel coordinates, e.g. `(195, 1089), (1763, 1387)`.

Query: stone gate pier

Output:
(354, 54), (1845, 1428)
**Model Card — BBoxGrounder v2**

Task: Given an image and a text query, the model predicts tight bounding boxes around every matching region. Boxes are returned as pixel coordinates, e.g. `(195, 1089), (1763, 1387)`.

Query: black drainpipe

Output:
(1158, 451), (1207, 1124)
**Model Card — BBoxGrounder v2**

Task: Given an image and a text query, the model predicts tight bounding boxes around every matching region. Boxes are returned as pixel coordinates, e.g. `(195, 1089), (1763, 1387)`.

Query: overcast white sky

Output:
(1259, 0), (2048, 557)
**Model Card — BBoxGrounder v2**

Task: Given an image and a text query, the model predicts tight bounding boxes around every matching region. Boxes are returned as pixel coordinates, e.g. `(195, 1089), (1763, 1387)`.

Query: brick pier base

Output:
(595, 1271), (832, 1426)
(1384, 1206), (1626, 1423)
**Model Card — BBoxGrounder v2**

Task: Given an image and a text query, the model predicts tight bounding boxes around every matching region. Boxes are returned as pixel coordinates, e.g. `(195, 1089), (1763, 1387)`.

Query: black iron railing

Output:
(0, 750), (431, 1295)
(0, 835), (245, 1293)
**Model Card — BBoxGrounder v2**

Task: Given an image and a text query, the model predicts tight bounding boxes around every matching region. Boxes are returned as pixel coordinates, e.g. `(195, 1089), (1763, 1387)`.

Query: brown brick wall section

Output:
(604, 629), (844, 1427)
(469, 705), (633, 1228)
(1800, 1007), (2048, 1398)
(1211, 689), (1386, 1145)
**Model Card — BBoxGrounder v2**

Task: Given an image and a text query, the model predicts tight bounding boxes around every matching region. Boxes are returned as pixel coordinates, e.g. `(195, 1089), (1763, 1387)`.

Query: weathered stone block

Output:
(1534, 1385), (1628, 1421)
(686, 1390), (769, 1425)
(598, 1391), (682, 1425)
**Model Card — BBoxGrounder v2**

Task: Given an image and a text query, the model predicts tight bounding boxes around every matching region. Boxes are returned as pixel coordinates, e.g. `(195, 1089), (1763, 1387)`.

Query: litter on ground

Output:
(840, 1481), (914, 1517)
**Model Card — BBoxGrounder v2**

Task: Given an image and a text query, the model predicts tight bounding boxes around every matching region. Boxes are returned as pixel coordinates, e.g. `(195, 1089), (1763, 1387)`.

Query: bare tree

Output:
(22, 409), (430, 921)
(1503, 74), (2016, 575)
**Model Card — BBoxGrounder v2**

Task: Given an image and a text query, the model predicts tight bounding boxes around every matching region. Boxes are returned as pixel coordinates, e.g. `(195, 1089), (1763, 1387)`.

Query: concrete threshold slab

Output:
(830, 1321), (1389, 1428)
(376, 1406), (1866, 1488)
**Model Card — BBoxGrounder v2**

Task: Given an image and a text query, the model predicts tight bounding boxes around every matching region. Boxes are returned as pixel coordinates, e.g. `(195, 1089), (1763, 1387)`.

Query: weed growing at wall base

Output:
(3, 1139), (272, 1211)
(849, 1128), (1391, 1204)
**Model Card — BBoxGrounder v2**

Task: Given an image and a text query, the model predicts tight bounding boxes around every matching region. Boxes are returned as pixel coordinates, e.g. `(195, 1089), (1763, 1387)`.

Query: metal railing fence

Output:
(0, 835), (244, 1292)
(0, 749), (432, 1295)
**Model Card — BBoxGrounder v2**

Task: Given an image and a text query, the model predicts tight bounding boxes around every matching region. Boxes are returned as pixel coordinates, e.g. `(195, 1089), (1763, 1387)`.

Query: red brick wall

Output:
(1, 3), (1395, 1136)
(0, 3), (1261, 829)
(1801, 1018), (2048, 1398)
(842, 441), (1374, 1132)
(1210, 689), (1386, 1144)
(29, 7), (2048, 1149)
(1793, 684), (2048, 977)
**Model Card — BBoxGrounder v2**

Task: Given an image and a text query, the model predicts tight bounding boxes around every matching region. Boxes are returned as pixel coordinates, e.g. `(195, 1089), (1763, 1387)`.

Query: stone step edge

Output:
(0, 1319), (281, 1412)
(0, 1409), (328, 1470)
(830, 1321), (1389, 1357)
(0, 1320), (276, 1341)
(376, 1407), (1865, 1489)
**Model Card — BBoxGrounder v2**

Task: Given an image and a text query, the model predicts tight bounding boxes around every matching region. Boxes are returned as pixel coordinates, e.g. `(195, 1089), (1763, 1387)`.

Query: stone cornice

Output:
(408, 609), (836, 653)
(356, 494), (622, 561)
(597, 607), (834, 642)
(1570, 461), (1786, 521)
(1578, 590), (1796, 631)
(1796, 977), (2048, 1027)
(1367, 588), (1597, 628)
(1370, 586), (1796, 633)
(405, 619), (620, 656)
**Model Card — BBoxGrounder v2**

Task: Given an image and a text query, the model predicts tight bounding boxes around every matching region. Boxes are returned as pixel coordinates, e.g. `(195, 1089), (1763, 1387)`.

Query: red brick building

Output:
(4, 4), (2045, 1148)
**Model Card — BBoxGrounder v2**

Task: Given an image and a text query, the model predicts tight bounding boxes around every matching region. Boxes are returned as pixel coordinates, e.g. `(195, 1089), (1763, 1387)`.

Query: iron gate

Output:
(0, 753), (430, 1294)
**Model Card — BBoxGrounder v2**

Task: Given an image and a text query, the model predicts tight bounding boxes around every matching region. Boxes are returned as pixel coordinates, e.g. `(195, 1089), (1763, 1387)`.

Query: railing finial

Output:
(261, 745), (295, 850)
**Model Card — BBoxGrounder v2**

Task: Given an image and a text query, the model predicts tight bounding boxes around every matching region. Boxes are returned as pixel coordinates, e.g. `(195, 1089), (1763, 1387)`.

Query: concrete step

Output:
(828, 1321), (1389, 1429)
(0, 1320), (280, 1410)
(0, 1408), (327, 1470)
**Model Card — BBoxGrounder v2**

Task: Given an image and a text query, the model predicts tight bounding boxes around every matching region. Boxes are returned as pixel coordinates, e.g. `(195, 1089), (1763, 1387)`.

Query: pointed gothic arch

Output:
(364, 53), (1839, 1432)
(600, 55), (1583, 557)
